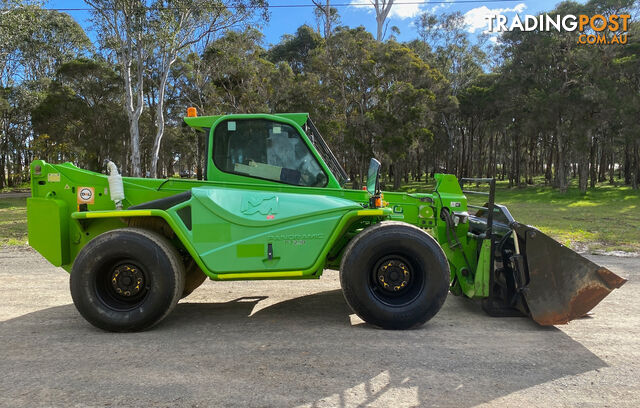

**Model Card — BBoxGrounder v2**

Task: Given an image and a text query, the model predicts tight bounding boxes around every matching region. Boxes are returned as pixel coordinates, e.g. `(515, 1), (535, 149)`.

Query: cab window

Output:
(213, 119), (328, 187)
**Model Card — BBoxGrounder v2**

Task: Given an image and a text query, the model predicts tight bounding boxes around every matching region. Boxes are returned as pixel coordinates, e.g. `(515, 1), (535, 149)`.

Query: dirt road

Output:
(0, 247), (637, 407)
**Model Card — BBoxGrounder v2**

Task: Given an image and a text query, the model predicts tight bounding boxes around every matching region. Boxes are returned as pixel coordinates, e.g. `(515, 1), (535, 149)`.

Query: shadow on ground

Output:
(0, 290), (606, 407)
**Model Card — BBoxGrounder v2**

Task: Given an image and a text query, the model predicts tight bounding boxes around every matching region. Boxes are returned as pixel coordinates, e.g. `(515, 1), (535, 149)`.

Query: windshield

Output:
(303, 119), (350, 187)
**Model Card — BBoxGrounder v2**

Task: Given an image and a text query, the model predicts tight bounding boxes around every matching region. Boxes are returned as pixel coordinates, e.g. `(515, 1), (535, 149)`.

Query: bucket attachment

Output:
(461, 178), (625, 326)
(511, 223), (627, 325)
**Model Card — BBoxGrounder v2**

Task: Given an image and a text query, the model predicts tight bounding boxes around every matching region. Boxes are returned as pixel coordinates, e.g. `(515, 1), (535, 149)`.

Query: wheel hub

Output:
(111, 264), (144, 297)
(376, 259), (411, 293)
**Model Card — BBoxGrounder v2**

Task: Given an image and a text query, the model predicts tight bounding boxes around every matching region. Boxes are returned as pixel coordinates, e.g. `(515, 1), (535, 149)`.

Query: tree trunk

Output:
(120, 26), (145, 178)
(150, 60), (172, 178)
(608, 144), (615, 184)
(312, 0), (332, 38)
(415, 146), (421, 182)
(373, 0), (394, 41)
(122, 56), (144, 177)
(0, 156), (4, 189)
(376, 14), (384, 42)
(545, 135), (553, 184)
(633, 139), (639, 190)
(556, 132), (568, 193)
(579, 129), (592, 192)
(624, 140), (632, 185)
(393, 162), (402, 190)
(597, 136), (606, 183)
(579, 152), (589, 193)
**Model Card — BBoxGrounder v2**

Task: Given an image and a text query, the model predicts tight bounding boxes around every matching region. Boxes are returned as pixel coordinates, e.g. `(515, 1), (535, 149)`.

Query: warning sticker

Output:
(77, 187), (95, 204)
(47, 173), (61, 182)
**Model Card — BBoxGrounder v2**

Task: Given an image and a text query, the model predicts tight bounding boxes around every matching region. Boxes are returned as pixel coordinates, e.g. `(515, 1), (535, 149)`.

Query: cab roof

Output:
(183, 113), (309, 132)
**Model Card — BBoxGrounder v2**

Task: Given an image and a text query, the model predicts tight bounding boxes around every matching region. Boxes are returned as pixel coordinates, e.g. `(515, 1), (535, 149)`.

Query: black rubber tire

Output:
(340, 221), (450, 330)
(181, 260), (207, 299)
(70, 228), (185, 332)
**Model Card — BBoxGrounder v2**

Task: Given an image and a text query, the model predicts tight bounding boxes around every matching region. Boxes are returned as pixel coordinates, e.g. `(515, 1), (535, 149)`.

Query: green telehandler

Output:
(27, 112), (626, 332)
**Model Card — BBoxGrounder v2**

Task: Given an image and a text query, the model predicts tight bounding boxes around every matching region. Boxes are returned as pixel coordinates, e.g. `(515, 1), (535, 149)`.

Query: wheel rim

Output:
(370, 254), (424, 307)
(95, 260), (150, 311)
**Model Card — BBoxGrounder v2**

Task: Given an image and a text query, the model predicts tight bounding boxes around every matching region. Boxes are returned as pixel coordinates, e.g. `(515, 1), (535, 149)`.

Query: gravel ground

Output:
(0, 247), (637, 407)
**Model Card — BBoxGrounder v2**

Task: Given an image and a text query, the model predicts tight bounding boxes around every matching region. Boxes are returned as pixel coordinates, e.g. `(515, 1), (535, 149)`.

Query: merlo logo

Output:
(240, 194), (279, 215)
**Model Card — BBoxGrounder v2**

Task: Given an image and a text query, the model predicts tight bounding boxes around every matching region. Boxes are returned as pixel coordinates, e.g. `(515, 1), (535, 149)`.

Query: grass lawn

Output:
(0, 197), (27, 246)
(0, 181), (30, 193)
(397, 177), (640, 254)
(2, 178), (639, 253)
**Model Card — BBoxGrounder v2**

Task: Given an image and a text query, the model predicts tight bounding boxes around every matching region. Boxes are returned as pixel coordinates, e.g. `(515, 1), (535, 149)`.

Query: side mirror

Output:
(366, 158), (381, 195)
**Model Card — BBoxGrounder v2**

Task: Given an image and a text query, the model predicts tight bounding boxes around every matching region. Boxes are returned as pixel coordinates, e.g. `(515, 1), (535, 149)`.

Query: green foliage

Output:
(31, 58), (128, 171)
(491, 0), (640, 192)
(0, 2), (91, 188)
(267, 25), (324, 74)
(0, 5), (91, 84)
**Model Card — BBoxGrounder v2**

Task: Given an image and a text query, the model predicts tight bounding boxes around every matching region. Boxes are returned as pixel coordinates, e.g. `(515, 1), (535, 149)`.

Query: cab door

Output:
(189, 187), (360, 274)
(191, 117), (359, 274)
(209, 118), (330, 188)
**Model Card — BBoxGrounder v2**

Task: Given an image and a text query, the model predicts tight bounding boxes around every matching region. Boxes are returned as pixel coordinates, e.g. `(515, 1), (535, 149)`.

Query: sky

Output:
(46, 0), (582, 47)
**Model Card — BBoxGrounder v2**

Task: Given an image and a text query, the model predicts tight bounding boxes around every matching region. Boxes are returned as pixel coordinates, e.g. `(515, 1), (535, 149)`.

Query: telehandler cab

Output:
(27, 112), (626, 332)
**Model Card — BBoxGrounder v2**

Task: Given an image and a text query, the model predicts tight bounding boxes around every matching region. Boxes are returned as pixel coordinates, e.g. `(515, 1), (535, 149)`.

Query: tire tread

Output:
(340, 221), (450, 329)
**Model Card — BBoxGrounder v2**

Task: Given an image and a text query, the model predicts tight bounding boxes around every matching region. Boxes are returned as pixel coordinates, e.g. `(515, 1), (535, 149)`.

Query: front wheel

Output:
(70, 228), (185, 332)
(340, 222), (450, 329)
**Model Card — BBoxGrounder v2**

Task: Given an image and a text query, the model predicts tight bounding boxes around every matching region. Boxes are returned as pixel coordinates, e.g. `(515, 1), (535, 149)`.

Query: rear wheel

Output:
(340, 222), (450, 329)
(70, 228), (185, 332)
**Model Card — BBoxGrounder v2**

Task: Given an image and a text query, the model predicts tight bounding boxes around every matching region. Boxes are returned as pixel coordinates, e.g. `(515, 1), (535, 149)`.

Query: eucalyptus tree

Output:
(267, 25), (323, 75)
(0, 0), (25, 88)
(320, 27), (378, 186)
(0, 86), (38, 186)
(494, 0), (638, 191)
(19, 9), (92, 82)
(84, 0), (148, 176)
(32, 59), (127, 171)
(0, 3), (90, 89)
(199, 28), (279, 113)
(148, 0), (268, 178)
(368, 0), (394, 41)
(414, 11), (486, 179)
(605, 0), (640, 188)
(371, 40), (447, 189)
(312, 0), (339, 38)
(0, 2), (91, 187)
(84, 0), (267, 177)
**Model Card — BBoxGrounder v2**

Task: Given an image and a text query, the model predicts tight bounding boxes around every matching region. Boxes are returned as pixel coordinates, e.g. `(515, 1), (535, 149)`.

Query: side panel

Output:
(27, 198), (69, 266)
(189, 187), (360, 273)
